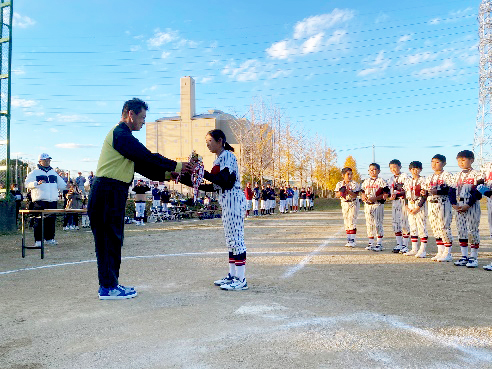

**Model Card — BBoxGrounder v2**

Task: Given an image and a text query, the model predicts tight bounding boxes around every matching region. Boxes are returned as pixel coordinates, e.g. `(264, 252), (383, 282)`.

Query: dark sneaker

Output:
(98, 285), (137, 300)
(454, 257), (468, 266)
(214, 273), (235, 286)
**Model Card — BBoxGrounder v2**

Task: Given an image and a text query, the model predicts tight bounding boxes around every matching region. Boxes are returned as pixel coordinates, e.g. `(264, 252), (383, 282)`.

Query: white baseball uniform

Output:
(336, 180), (361, 245)
(361, 177), (388, 241)
(425, 171), (454, 246)
(481, 162), (492, 238)
(404, 176), (428, 240)
(387, 173), (410, 247)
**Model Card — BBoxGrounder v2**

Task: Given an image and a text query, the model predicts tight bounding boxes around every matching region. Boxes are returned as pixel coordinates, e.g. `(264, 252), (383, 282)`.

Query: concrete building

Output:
(146, 76), (242, 171)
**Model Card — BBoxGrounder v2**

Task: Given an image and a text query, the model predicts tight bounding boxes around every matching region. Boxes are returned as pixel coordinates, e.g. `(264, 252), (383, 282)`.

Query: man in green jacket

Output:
(88, 98), (191, 300)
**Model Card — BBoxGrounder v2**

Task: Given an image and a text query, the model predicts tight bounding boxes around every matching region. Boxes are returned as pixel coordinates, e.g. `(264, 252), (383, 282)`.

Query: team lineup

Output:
(332, 151), (492, 271)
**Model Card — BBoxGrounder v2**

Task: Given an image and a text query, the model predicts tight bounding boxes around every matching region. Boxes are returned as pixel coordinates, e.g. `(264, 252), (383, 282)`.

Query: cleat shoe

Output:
(117, 284), (135, 293)
(365, 244), (374, 250)
(392, 245), (402, 253)
(466, 257), (478, 268)
(437, 253), (453, 262)
(214, 273), (235, 286)
(431, 253), (442, 261)
(404, 250), (417, 256)
(399, 246), (409, 254)
(220, 278), (249, 291)
(415, 251), (427, 258)
(483, 263), (492, 271)
(34, 241), (42, 247)
(454, 257), (468, 266)
(63, 226), (69, 231)
(46, 239), (58, 245)
(98, 285), (137, 300)
(372, 245), (383, 252)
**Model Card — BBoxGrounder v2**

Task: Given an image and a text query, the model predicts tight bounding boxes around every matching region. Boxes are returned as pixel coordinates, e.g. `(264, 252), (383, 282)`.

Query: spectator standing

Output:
(88, 171), (95, 189)
(10, 183), (23, 222)
(25, 153), (67, 247)
(64, 181), (83, 230)
(252, 182), (260, 216)
(75, 172), (87, 196)
(244, 182), (253, 217)
(133, 180), (150, 225)
(160, 185), (171, 212)
(151, 183), (161, 208)
(279, 186), (287, 213)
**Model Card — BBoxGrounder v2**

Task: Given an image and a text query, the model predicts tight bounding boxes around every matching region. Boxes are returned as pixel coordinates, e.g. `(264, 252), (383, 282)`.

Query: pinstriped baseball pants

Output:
(364, 203), (384, 238)
(341, 200), (359, 231)
(407, 201), (428, 238)
(392, 198), (409, 234)
(455, 201), (480, 244)
(428, 198), (453, 244)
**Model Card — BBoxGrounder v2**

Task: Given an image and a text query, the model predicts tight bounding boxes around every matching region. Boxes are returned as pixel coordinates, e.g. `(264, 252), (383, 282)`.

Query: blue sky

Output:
(12, 0), (479, 180)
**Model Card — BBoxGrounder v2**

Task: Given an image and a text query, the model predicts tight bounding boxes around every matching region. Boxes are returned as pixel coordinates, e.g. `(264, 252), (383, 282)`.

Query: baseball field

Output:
(1, 206), (492, 369)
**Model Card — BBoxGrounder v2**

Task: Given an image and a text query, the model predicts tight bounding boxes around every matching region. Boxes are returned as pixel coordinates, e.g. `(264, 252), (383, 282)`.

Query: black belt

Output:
(343, 199), (356, 202)
(459, 197), (466, 202)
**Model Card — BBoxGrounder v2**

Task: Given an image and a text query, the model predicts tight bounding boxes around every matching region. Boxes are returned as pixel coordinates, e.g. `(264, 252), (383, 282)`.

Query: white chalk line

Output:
(0, 250), (311, 276)
(282, 227), (344, 278)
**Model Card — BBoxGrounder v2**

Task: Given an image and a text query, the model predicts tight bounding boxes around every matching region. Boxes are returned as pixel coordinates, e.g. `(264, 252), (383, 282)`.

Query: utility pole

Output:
(475, 0), (492, 167)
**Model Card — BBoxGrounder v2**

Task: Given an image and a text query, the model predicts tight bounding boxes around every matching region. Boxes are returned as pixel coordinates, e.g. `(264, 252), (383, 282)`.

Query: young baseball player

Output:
(279, 186), (287, 213)
(478, 163), (492, 270)
(181, 129), (248, 290)
(244, 182), (253, 217)
(387, 159), (410, 253)
(292, 186), (299, 212)
(425, 154), (454, 262)
(451, 150), (483, 268)
(286, 185), (294, 212)
(360, 163), (390, 251)
(335, 167), (361, 247)
(403, 161), (428, 257)
(299, 187), (307, 211)
(260, 185), (268, 215)
(252, 182), (260, 216)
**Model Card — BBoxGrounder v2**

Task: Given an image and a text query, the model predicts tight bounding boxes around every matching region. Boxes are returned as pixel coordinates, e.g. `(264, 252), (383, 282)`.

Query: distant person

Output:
(88, 171), (95, 189)
(133, 180), (150, 225)
(151, 183), (161, 208)
(64, 181), (83, 230)
(252, 182), (260, 216)
(25, 153), (67, 247)
(87, 98), (191, 300)
(160, 185), (171, 212)
(75, 172), (86, 196)
(10, 183), (23, 222)
(335, 167), (361, 247)
(244, 182), (253, 217)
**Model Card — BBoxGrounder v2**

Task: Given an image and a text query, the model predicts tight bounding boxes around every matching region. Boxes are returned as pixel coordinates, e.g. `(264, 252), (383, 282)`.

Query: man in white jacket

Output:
(25, 153), (67, 246)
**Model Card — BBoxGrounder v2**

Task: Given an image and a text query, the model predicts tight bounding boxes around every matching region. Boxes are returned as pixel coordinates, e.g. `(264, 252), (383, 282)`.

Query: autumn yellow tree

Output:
(343, 155), (361, 182)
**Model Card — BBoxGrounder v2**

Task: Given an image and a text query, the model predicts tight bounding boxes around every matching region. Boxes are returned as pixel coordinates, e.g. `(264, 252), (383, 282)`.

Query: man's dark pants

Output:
(87, 177), (129, 289)
(33, 201), (57, 241)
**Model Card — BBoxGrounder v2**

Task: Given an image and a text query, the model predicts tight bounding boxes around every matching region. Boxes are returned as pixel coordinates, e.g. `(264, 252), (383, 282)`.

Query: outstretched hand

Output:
(180, 161), (193, 174)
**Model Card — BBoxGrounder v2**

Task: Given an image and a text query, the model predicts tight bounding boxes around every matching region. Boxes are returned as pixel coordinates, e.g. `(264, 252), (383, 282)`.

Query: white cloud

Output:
(293, 8), (354, 39)
(148, 29), (179, 48)
(81, 158), (98, 162)
(429, 18), (441, 25)
(142, 85), (158, 93)
(130, 45), (141, 52)
(398, 34), (411, 43)
(400, 51), (437, 65)
(12, 97), (37, 108)
(25, 111), (44, 117)
(55, 143), (98, 149)
(13, 13), (35, 28)
(266, 9), (354, 60)
(50, 128), (58, 133)
(161, 51), (171, 59)
(414, 59), (454, 78)
(12, 68), (25, 75)
(375, 13), (389, 24)
(55, 114), (93, 123)
(201, 77), (213, 83)
(358, 50), (391, 76)
(222, 59), (260, 82)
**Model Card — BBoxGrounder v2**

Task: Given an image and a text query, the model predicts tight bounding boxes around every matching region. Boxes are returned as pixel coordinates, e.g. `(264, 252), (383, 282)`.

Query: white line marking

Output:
(282, 228), (344, 278)
(0, 251), (300, 275)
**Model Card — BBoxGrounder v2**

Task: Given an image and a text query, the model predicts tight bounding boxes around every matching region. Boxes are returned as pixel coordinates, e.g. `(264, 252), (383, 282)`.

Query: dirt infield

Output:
(1, 210), (492, 369)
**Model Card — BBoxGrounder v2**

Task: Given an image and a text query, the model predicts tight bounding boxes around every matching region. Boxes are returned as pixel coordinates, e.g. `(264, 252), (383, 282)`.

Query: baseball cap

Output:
(39, 153), (51, 160)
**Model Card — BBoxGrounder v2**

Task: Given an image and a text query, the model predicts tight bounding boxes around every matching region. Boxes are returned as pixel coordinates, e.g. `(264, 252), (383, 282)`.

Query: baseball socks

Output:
(405, 236), (419, 256)
(431, 238), (443, 261)
(438, 243), (453, 262)
(365, 237), (375, 250)
(415, 237), (428, 258)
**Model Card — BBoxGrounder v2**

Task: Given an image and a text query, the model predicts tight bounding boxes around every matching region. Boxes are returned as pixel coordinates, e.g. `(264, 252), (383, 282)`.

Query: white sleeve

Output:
(25, 171), (38, 189)
(57, 174), (67, 191)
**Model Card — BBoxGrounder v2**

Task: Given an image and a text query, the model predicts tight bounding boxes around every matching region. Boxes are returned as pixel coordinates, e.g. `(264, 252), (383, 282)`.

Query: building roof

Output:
(156, 109), (226, 122)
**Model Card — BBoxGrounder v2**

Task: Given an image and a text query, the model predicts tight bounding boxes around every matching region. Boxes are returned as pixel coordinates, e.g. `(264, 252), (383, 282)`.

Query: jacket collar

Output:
(37, 164), (53, 172)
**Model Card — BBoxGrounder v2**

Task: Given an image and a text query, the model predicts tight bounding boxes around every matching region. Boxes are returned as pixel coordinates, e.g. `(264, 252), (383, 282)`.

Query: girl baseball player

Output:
(424, 154), (454, 262)
(360, 163), (390, 251)
(451, 150), (483, 269)
(181, 129), (248, 290)
(403, 161), (428, 257)
(335, 167), (361, 247)
(387, 159), (410, 253)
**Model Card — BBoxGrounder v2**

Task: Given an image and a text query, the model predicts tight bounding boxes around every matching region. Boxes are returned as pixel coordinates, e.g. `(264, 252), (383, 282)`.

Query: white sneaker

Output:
(372, 244), (383, 252)
(214, 273), (235, 286)
(415, 251), (426, 258)
(399, 246), (409, 254)
(220, 278), (249, 291)
(404, 250), (417, 256)
(46, 239), (58, 245)
(74, 226), (79, 230)
(35, 241), (42, 247)
(438, 253), (453, 262)
(392, 245), (402, 253)
(466, 257), (478, 268)
(63, 226), (69, 231)
(483, 263), (492, 271)
(365, 244), (374, 250)
(431, 253), (442, 261)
